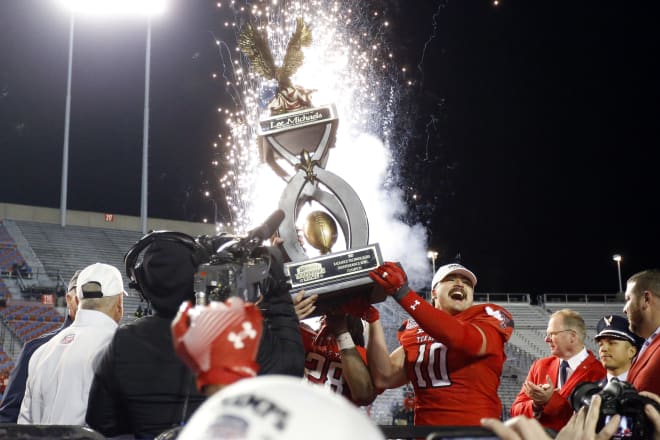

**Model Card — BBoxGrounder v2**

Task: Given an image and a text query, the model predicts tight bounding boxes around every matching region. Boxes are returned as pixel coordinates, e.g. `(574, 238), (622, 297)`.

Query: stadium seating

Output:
(9, 221), (143, 323)
(0, 278), (9, 300)
(0, 347), (14, 376)
(0, 222), (21, 275)
(0, 301), (64, 345)
(0, 303), (63, 323)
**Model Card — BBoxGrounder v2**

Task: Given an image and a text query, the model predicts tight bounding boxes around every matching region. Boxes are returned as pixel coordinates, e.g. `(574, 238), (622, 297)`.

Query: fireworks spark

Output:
(213, 0), (431, 287)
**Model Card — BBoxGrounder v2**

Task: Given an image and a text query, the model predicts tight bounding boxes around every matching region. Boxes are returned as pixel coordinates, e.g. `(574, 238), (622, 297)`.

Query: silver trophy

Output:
(240, 19), (385, 315)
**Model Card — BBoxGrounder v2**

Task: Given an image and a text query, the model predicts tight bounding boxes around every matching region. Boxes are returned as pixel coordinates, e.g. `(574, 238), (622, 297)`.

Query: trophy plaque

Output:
(240, 18), (386, 315)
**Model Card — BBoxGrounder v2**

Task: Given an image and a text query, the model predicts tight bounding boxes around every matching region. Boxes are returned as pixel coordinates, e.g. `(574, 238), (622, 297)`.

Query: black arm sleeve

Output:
(85, 337), (129, 436)
(255, 247), (305, 377)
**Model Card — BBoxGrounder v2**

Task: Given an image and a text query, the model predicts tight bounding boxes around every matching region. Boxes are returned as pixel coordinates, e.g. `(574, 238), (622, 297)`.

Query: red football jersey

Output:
(300, 324), (368, 405)
(399, 303), (513, 426)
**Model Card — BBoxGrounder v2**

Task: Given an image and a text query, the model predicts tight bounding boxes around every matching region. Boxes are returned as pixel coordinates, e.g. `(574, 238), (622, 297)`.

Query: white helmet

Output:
(178, 375), (384, 440)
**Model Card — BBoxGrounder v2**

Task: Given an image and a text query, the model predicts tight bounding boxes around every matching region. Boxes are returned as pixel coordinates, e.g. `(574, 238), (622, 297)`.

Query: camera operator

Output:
(86, 228), (304, 439)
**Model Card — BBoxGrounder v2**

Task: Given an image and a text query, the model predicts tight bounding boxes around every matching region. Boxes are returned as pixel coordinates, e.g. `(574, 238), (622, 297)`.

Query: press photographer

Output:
(85, 210), (303, 439)
(481, 390), (660, 440)
(570, 379), (660, 440)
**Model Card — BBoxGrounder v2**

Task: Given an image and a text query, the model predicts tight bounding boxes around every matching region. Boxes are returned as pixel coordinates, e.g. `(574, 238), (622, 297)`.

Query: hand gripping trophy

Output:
(239, 18), (384, 315)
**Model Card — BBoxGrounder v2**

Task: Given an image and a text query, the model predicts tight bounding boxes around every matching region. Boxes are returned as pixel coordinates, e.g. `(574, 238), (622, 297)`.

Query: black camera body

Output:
(571, 379), (659, 440)
(193, 237), (271, 304)
(192, 210), (286, 305)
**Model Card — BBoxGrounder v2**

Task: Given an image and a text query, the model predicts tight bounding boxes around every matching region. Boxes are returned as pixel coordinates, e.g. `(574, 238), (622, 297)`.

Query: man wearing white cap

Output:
(18, 262), (125, 425)
(366, 261), (514, 426)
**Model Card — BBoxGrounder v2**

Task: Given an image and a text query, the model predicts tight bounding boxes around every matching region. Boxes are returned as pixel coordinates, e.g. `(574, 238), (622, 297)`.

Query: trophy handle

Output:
(278, 168), (369, 262)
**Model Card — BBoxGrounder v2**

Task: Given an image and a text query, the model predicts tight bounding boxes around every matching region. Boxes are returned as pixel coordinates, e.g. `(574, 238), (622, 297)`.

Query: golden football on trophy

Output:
(303, 211), (338, 255)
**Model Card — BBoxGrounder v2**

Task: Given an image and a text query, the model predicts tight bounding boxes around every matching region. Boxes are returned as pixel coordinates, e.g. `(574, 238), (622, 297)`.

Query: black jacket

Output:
(85, 315), (204, 439)
(86, 286), (304, 438)
(256, 280), (305, 377)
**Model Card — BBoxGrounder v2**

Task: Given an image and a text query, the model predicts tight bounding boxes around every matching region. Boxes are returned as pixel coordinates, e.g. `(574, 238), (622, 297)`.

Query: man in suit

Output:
(623, 268), (660, 395)
(510, 308), (605, 432)
(594, 314), (643, 383)
(0, 270), (80, 422)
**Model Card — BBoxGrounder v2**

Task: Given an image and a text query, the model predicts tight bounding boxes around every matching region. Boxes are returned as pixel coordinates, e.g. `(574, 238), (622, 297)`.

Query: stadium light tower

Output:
(427, 250), (439, 274)
(56, 0), (167, 232)
(204, 191), (220, 232)
(612, 254), (623, 293)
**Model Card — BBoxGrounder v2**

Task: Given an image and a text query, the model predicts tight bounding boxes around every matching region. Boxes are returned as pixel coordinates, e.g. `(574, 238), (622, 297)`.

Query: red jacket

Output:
(628, 334), (660, 395)
(510, 351), (605, 432)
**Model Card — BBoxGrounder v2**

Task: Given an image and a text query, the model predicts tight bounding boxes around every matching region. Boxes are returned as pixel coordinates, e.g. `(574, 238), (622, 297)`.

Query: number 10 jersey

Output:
(398, 303), (513, 426)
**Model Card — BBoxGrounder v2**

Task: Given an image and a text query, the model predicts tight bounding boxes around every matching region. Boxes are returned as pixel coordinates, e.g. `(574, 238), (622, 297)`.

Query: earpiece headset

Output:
(123, 231), (211, 294)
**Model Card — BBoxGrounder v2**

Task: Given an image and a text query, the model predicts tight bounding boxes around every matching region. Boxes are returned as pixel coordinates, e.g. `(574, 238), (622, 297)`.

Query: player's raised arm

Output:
(370, 262), (512, 357)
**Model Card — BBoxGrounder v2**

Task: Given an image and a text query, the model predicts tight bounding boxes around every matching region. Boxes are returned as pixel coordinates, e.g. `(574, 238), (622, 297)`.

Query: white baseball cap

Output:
(178, 375), (385, 440)
(76, 263), (127, 299)
(431, 263), (477, 290)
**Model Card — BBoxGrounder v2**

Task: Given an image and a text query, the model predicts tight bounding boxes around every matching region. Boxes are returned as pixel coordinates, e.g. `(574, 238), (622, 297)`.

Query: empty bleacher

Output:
(0, 222), (22, 276)
(11, 220), (141, 290)
(0, 278), (9, 300)
(9, 220), (144, 323)
(0, 301), (64, 344)
(0, 347), (14, 376)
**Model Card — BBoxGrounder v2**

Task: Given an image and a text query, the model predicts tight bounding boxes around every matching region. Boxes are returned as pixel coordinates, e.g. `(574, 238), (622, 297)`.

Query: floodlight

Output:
(57, 0), (167, 16)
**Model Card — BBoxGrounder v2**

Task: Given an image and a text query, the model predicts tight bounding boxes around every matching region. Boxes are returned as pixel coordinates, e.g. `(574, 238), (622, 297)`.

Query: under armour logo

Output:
(410, 300), (420, 310)
(228, 322), (258, 349)
(604, 315), (613, 326)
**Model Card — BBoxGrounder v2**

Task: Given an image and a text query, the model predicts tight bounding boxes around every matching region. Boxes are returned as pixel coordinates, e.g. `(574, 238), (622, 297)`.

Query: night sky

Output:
(1, 1), (658, 295)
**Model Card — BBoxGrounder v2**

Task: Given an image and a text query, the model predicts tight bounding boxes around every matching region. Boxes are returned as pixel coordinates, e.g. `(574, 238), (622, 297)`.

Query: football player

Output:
(367, 261), (514, 426)
(293, 291), (378, 406)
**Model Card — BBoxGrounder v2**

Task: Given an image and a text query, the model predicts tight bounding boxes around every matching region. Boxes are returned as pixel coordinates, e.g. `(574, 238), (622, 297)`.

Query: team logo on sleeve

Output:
(228, 322), (258, 349)
(485, 306), (514, 330)
(60, 334), (76, 344)
(404, 319), (419, 330)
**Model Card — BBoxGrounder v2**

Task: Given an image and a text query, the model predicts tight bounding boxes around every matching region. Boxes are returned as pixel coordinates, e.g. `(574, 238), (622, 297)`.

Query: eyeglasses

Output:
(545, 329), (574, 339)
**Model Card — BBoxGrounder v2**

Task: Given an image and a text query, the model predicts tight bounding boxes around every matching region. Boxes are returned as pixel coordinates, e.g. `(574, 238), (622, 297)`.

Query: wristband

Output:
(336, 332), (355, 351)
(393, 284), (411, 302)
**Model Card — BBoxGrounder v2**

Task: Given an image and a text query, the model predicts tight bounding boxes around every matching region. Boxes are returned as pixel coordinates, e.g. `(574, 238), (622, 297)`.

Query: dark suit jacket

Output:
(628, 333), (660, 395)
(0, 316), (72, 422)
(510, 351), (605, 432)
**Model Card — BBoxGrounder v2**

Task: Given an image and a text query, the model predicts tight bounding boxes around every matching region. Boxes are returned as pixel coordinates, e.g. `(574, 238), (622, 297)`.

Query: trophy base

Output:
(284, 244), (385, 318)
(297, 281), (388, 318)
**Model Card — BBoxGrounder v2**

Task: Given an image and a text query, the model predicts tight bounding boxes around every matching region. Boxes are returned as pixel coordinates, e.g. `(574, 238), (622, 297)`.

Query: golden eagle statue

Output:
(239, 17), (314, 114)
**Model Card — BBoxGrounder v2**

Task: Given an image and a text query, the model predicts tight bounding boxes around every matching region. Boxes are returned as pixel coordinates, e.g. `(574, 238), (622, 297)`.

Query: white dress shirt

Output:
(18, 309), (118, 425)
(559, 347), (588, 389)
(606, 371), (628, 383)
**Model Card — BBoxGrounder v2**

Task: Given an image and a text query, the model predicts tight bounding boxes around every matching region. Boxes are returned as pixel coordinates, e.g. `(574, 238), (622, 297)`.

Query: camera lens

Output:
(570, 381), (603, 412)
